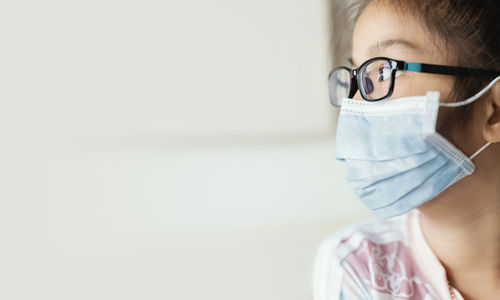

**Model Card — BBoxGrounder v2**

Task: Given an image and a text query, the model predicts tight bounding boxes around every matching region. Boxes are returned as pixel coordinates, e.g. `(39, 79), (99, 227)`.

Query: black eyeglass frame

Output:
(328, 56), (500, 107)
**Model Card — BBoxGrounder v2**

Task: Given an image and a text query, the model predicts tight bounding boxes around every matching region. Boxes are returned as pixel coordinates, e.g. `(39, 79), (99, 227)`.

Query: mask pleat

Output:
(336, 113), (430, 161)
(334, 91), (480, 219)
(353, 154), (452, 211)
(372, 161), (464, 218)
(345, 149), (441, 182)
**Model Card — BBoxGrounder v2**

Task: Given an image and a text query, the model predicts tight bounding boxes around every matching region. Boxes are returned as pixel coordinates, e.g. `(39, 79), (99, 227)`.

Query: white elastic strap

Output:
(439, 75), (500, 107)
(470, 142), (491, 160)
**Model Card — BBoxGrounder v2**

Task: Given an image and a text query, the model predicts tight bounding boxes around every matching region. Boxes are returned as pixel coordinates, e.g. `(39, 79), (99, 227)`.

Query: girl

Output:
(314, 0), (500, 299)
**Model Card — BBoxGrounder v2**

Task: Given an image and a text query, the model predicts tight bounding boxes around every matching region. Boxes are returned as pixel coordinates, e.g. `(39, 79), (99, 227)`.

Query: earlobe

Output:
(483, 82), (500, 143)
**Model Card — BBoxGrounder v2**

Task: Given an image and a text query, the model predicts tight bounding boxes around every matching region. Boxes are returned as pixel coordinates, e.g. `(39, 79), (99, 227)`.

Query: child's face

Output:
(350, 1), (483, 157)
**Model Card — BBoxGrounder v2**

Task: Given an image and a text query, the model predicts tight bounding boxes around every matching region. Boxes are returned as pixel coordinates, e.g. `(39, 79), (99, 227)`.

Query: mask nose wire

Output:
(439, 75), (500, 107)
(470, 142), (492, 160)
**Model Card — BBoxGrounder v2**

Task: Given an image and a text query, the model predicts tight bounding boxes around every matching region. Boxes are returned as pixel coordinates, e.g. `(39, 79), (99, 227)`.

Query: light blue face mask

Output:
(335, 76), (500, 219)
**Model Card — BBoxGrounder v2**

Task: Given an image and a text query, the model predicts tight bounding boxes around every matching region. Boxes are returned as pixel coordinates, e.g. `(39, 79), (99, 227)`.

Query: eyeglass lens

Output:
(329, 58), (394, 106)
(360, 59), (392, 100)
(328, 68), (351, 107)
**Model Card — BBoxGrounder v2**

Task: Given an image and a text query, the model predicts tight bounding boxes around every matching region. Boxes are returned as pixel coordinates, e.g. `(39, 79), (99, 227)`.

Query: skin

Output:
(351, 2), (500, 299)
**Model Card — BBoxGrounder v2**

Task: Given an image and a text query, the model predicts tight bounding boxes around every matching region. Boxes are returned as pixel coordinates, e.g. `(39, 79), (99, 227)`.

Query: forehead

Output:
(351, 2), (442, 66)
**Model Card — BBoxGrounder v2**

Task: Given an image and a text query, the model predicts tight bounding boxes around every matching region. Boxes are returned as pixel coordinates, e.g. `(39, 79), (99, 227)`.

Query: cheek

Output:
(436, 105), (484, 156)
(390, 74), (455, 100)
(435, 107), (469, 155)
(390, 76), (420, 99)
(389, 74), (473, 149)
(436, 107), (455, 130)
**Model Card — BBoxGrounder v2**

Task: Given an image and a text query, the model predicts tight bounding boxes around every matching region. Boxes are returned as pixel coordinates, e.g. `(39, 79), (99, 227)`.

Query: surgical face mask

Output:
(335, 76), (500, 219)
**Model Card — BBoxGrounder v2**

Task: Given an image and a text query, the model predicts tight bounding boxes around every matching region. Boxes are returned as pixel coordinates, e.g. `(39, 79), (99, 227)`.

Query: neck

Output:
(418, 150), (500, 298)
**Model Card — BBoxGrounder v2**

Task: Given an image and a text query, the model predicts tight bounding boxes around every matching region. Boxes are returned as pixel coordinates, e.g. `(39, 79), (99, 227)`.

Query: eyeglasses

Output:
(328, 56), (500, 107)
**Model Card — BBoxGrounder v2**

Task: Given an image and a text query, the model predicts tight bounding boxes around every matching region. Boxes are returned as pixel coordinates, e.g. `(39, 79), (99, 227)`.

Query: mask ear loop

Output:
(439, 75), (500, 107)
(437, 76), (499, 159)
(470, 142), (492, 160)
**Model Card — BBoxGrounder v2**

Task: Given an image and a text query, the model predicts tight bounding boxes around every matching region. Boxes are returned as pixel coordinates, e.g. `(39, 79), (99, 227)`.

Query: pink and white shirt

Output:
(313, 209), (464, 300)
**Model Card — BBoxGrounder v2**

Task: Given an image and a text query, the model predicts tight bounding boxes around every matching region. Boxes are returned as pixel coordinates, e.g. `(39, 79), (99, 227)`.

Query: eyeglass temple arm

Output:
(399, 61), (500, 78)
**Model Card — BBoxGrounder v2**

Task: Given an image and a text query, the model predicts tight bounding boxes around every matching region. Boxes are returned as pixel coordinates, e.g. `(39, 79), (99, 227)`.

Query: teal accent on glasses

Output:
(404, 62), (422, 72)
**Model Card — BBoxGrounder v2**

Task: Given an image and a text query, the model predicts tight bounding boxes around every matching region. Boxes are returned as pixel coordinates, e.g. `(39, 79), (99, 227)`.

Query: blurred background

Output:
(0, 0), (372, 299)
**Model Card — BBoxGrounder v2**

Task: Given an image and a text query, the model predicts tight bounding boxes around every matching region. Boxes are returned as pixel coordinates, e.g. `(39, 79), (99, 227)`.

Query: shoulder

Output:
(314, 215), (409, 267)
(313, 215), (410, 300)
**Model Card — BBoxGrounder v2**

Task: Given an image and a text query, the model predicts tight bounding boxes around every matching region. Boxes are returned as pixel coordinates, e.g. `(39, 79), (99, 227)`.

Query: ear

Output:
(483, 80), (500, 143)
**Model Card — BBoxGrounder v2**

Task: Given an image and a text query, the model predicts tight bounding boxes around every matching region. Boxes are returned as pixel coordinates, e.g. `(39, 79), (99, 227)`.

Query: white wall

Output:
(0, 0), (373, 299)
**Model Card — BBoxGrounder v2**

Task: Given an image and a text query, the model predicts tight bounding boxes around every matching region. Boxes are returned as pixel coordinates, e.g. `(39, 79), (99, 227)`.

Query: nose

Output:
(353, 90), (362, 100)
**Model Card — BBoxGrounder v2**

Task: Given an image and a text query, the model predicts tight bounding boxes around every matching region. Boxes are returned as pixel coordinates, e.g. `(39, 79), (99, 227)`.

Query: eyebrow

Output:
(349, 39), (420, 67)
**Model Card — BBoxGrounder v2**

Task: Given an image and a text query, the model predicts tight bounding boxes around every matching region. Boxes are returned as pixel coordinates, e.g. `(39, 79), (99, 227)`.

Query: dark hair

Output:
(336, 0), (500, 126)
